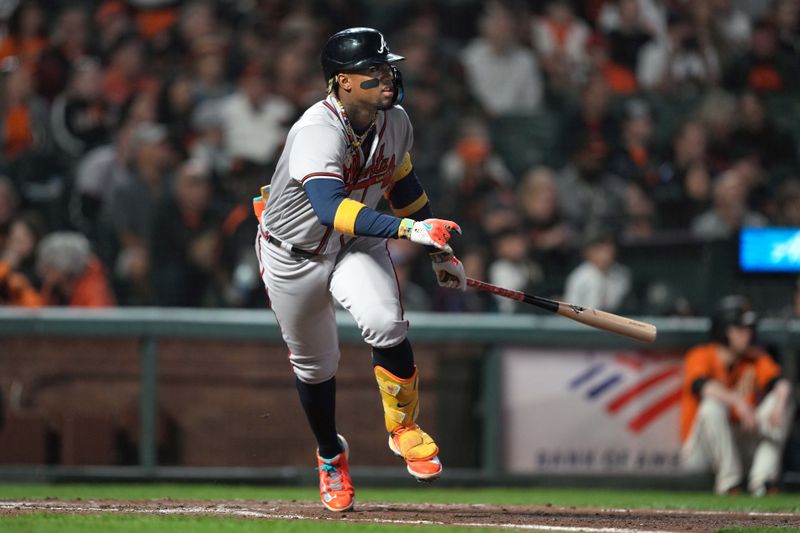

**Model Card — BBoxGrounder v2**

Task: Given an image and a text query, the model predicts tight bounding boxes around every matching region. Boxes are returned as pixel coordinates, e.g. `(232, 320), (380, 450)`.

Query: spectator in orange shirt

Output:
(585, 32), (638, 95)
(724, 19), (799, 94)
(680, 296), (794, 495)
(0, 176), (20, 250)
(2, 211), (45, 283)
(94, 1), (134, 58)
(101, 34), (158, 109)
(36, 231), (116, 307)
(0, 220), (43, 308)
(532, 0), (590, 91)
(0, 210), (46, 307)
(0, 259), (41, 307)
(1, 66), (49, 160)
(0, 1), (48, 68)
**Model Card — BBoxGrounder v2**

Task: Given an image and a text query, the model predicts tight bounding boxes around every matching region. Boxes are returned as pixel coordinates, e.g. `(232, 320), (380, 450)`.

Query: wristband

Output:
(397, 218), (414, 239)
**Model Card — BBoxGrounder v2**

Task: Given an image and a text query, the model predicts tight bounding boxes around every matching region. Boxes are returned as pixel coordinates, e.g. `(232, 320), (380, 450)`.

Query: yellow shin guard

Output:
(373, 365), (438, 461)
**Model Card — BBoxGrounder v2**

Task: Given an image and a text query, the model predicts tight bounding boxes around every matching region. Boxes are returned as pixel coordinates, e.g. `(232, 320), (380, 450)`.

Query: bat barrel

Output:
(556, 304), (657, 343)
(465, 277), (657, 343)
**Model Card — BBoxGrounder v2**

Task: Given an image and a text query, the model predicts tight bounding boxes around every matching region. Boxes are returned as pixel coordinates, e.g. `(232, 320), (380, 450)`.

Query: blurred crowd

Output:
(0, 0), (798, 316)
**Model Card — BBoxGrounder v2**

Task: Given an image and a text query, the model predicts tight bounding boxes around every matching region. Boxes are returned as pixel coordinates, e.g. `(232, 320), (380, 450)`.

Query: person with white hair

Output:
(36, 231), (115, 307)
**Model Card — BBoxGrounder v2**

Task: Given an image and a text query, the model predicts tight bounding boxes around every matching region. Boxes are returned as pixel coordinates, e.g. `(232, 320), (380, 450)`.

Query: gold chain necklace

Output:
(334, 97), (375, 150)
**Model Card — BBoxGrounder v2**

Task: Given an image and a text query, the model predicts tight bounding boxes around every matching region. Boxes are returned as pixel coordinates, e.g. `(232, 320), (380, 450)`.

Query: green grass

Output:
(0, 484), (798, 512)
(0, 513), (499, 532)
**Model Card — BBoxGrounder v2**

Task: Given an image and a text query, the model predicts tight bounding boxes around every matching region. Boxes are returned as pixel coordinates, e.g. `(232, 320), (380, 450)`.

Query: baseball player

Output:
(680, 295), (795, 495)
(253, 27), (466, 512)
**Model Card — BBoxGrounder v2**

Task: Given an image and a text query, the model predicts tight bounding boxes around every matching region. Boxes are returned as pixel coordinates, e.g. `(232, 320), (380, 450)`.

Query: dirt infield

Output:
(2, 499), (800, 532)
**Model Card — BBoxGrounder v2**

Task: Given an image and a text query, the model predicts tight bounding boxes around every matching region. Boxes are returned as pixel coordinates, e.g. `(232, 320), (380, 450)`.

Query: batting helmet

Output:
(321, 27), (405, 103)
(710, 295), (758, 344)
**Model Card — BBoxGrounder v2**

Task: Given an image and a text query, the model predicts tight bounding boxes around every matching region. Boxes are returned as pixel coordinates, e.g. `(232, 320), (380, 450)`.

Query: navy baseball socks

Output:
(295, 377), (354, 511)
(295, 377), (343, 458)
(316, 434), (354, 512)
(374, 365), (443, 481)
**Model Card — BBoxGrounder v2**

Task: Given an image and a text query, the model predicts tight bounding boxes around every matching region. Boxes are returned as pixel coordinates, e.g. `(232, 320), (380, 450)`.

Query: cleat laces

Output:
(320, 460), (349, 493)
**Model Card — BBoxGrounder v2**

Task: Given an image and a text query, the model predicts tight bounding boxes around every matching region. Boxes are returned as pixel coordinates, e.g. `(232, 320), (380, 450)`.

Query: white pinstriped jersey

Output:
(262, 94), (413, 255)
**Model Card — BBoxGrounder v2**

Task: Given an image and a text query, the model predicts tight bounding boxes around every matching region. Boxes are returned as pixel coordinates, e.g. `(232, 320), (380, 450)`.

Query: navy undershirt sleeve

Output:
(387, 169), (433, 220)
(303, 178), (402, 238)
(303, 178), (342, 226)
(353, 208), (404, 237)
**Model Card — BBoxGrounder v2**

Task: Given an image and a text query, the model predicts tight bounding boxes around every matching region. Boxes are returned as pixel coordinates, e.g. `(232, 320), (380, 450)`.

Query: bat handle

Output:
(466, 278), (525, 302)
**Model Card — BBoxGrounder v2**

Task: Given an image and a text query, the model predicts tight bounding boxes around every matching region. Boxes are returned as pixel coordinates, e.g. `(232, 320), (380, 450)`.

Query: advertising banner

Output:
(503, 348), (684, 473)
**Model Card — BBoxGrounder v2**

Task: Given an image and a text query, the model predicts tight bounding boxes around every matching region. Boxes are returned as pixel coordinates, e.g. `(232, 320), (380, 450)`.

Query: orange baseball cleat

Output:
(388, 424), (442, 481)
(316, 435), (354, 512)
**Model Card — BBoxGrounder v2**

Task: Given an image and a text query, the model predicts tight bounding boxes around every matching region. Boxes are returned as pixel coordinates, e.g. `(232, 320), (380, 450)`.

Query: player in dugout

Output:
(252, 28), (465, 512)
(680, 295), (795, 495)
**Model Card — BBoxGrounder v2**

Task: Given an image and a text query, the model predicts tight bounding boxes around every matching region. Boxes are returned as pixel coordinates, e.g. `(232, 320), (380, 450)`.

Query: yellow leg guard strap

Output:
(392, 425), (438, 461)
(374, 365), (419, 433)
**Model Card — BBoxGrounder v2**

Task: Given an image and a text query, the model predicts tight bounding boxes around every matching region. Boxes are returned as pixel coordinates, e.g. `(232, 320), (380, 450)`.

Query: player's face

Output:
(349, 63), (395, 109)
(727, 324), (753, 355)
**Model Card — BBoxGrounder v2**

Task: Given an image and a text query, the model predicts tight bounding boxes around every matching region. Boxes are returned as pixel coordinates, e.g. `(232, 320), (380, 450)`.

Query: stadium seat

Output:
(489, 112), (564, 177)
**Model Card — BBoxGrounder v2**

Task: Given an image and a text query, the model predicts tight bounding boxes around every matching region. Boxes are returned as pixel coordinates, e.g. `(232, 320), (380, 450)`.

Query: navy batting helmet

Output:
(321, 27), (404, 80)
(321, 28), (405, 104)
(710, 295), (758, 344)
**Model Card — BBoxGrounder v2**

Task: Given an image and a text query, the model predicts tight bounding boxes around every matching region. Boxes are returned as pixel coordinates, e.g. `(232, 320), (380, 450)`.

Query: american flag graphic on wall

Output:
(503, 349), (684, 474)
(568, 353), (682, 434)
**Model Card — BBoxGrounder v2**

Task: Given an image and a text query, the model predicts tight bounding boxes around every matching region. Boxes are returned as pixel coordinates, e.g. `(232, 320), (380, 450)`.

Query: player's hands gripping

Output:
(398, 218), (461, 254)
(430, 251), (466, 291)
(733, 396), (757, 432)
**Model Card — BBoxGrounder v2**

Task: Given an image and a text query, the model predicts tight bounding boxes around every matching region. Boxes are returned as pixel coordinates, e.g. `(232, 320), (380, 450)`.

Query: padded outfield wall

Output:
(0, 308), (797, 486)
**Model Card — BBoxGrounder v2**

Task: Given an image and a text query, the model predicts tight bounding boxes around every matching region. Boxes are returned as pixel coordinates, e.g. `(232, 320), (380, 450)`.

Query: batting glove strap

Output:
(430, 253), (466, 291)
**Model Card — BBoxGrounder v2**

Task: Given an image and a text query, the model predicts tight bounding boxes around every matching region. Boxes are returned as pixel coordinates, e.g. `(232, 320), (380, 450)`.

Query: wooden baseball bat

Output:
(466, 277), (657, 343)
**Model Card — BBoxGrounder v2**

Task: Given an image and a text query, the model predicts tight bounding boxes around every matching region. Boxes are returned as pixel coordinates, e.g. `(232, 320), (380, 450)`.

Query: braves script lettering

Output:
(346, 143), (396, 191)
